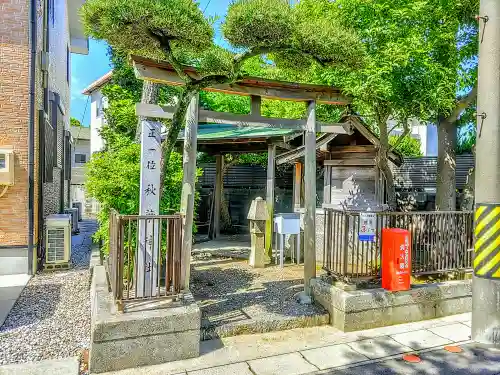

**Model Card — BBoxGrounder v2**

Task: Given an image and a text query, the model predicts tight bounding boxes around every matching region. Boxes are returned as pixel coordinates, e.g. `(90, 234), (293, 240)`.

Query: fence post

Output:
(342, 212), (349, 278)
(117, 216), (125, 310)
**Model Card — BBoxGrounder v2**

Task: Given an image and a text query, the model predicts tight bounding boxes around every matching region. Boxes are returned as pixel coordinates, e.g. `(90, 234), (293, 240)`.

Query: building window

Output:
(0, 154), (5, 169)
(75, 154), (87, 164)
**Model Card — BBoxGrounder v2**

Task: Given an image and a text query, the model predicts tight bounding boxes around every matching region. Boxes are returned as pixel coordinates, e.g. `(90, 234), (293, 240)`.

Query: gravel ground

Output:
(191, 253), (329, 340)
(0, 220), (97, 366)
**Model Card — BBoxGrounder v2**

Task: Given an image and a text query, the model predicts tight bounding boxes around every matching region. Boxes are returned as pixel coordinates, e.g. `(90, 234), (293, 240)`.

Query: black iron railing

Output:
(323, 209), (474, 281)
(108, 210), (183, 309)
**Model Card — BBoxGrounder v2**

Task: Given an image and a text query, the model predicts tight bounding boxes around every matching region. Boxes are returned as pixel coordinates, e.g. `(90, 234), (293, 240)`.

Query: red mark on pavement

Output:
(444, 345), (463, 353)
(403, 354), (422, 363)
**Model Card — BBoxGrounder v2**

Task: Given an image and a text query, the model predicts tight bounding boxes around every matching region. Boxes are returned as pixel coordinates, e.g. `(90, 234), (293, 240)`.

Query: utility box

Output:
(274, 213), (300, 235)
(0, 146), (15, 186)
(45, 214), (72, 268)
(381, 228), (411, 291)
(274, 213), (301, 266)
(64, 208), (79, 234)
(72, 202), (83, 221)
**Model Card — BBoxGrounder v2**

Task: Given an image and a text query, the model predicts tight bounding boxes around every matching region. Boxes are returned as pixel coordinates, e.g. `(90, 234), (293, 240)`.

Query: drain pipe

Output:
(27, 0), (37, 275)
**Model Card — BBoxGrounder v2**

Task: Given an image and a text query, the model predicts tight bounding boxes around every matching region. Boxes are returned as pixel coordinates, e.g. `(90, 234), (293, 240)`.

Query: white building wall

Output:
(72, 139), (91, 167)
(90, 90), (106, 154)
(388, 119), (438, 157)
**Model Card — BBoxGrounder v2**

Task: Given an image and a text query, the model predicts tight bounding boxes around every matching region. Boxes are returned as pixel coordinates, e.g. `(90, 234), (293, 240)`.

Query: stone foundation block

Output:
(311, 278), (472, 332)
(90, 265), (201, 373)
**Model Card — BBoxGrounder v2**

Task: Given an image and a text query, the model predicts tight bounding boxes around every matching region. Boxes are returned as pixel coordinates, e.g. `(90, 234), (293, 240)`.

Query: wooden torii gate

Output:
(131, 55), (352, 301)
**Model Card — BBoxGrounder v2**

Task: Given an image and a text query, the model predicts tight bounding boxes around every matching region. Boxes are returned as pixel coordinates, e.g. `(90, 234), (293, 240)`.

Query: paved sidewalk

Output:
(0, 274), (31, 326)
(100, 312), (495, 375)
(0, 357), (79, 375)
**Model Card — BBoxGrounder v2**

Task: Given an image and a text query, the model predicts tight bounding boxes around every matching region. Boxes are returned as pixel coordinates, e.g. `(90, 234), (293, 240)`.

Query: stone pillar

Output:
(265, 144), (276, 261)
(247, 197), (269, 268)
(301, 100), (317, 303)
(180, 94), (199, 291)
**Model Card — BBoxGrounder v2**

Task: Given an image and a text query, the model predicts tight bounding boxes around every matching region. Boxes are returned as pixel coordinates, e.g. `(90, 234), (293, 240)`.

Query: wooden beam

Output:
(323, 159), (376, 166)
(136, 103), (175, 119)
(180, 94), (199, 291)
(320, 123), (353, 134)
(275, 133), (339, 165)
(136, 103), (350, 133)
(328, 145), (377, 154)
(348, 116), (403, 166)
(303, 100), (317, 297)
(275, 142), (294, 151)
(133, 59), (351, 105)
(214, 155), (223, 238)
(251, 95), (261, 115)
(265, 144), (276, 261)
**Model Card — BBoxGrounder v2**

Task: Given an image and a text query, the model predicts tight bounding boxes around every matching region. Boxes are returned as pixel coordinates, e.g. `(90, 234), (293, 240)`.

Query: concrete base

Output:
(90, 265), (201, 374)
(295, 291), (312, 305)
(311, 278), (472, 332)
(472, 275), (500, 346)
(0, 247), (29, 276)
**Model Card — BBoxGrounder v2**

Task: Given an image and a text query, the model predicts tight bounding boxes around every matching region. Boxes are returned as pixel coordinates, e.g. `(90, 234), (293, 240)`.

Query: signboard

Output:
(359, 212), (376, 242)
(137, 120), (162, 297)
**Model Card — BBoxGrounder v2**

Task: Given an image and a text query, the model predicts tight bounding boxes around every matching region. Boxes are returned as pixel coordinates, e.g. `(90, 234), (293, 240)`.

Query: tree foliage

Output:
(389, 136), (422, 157)
(81, 0), (365, 185)
(457, 123), (476, 155)
(70, 117), (83, 127)
(85, 134), (184, 251)
(290, 0), (478, 208)
(85, 49), (185, 250)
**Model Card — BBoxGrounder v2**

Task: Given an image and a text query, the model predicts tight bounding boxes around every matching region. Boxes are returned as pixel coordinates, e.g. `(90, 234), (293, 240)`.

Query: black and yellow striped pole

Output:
(472, 0), (500, 346)
(473, 205), (500, 279)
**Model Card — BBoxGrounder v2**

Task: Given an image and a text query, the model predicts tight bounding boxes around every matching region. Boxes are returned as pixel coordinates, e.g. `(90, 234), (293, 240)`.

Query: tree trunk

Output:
(436, 117), (457, 211)
(220, 157), (236, 232)
(435, 86), (476, 211)
(135, 81), (160, 141)
(160, 88), (195, 184)
(376, 119), (397, 209)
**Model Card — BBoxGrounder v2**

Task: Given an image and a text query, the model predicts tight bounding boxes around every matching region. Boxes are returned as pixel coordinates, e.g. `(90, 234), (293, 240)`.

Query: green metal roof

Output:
(179, 123), (299, 142)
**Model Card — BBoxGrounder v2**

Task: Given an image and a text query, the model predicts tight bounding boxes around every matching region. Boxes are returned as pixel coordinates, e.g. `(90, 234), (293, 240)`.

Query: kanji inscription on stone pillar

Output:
(137, 120), (161, 297)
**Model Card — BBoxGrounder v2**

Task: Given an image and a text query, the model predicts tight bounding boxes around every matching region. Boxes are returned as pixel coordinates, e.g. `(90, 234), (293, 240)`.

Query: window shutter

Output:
(40, 110), (54, 183)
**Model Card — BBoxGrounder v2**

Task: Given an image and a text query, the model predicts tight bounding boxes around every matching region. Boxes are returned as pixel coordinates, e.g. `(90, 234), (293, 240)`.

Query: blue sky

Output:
(70, 0), (233, 125)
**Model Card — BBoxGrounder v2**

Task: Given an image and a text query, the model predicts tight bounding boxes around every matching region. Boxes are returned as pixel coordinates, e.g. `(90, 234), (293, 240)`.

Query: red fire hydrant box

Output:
(381, 228), (411, 291)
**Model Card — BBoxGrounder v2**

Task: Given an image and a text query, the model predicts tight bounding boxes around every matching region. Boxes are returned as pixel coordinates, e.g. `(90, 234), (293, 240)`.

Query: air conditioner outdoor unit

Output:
(72, 202), (82, 221)
(64, 207), (79, 234)
(45, 214), (72, 266)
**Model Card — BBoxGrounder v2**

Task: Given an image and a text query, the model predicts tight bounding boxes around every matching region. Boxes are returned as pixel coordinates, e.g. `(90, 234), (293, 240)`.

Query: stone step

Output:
(0, 357), (79, 375)
(200, 311), (330, 341)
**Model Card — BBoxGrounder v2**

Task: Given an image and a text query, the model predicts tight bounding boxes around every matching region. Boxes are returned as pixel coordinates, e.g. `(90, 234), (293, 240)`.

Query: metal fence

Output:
(323, 209), (474, 281)
(108, 210), (183, 309)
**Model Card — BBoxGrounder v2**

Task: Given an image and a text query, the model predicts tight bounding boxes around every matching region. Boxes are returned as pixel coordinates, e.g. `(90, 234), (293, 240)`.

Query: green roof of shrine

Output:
(179, 123), (299, 142)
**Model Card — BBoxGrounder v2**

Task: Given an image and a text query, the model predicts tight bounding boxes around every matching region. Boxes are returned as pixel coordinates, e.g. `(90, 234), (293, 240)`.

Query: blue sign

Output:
(359, 234), (376, 242)
(359, 212), (376, 242)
